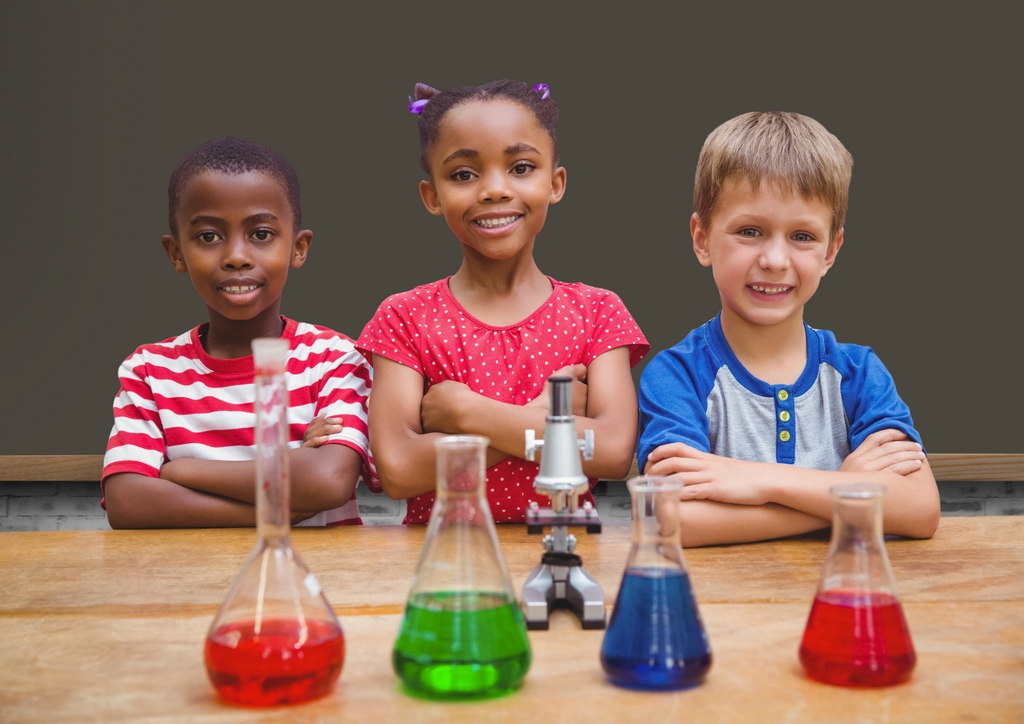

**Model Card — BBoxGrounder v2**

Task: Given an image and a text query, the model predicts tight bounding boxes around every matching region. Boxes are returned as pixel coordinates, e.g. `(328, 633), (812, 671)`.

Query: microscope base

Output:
(521, 558), (606, 630)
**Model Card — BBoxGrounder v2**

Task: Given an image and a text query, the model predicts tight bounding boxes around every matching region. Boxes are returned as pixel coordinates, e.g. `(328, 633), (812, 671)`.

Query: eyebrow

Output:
(188, 213), (280, 227)
(441, 143), (542, 165)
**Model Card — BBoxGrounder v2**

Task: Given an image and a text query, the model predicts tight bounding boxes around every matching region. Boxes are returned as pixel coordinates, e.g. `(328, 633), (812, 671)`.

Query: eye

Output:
(511, 162), (535, 176)
(251, 228), (274, 242)
(451, 169), (476, 182)
(792, 232), (814, 243)
(738, 227), (760, 237)
(198, 231), (221, 244)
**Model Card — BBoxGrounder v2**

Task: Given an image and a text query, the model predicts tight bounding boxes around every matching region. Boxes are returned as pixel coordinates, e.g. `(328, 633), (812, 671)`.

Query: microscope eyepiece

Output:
(548, 376), (573, 419)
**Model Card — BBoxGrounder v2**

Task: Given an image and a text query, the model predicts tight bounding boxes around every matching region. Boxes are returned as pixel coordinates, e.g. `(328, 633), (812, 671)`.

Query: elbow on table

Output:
(376, 468), (419, 501)
(901, 500), (941, 540)
(103, 477), (142, 529)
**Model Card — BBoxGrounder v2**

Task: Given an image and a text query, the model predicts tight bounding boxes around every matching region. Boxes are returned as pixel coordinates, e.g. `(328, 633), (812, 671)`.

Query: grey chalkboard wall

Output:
(1, 2), (1020, 454)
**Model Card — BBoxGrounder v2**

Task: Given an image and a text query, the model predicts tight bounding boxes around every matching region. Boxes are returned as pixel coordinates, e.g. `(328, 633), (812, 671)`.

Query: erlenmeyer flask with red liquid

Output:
(799, 483), (916, 687)
(204, 338), (344, 706)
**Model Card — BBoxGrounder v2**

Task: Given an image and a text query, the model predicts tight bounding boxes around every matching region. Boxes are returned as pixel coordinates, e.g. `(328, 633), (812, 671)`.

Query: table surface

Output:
(1, 518), (1023, 723)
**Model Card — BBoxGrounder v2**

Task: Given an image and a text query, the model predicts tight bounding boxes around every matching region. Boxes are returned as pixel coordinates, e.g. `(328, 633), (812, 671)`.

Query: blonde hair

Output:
(693, 112), (853, 245)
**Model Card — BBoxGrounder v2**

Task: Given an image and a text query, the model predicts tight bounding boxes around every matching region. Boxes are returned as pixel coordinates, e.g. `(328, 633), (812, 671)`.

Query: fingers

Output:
(303, 416), (343, 445)
(868, 441), (925, 469)
(887, 458), (925, 476)
(647, 442), (701, 463)
(859, 428), (909, 450)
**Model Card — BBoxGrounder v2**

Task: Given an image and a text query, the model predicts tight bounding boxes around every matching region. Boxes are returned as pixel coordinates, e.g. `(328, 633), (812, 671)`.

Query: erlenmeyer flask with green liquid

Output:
(392, 435), (531, 699)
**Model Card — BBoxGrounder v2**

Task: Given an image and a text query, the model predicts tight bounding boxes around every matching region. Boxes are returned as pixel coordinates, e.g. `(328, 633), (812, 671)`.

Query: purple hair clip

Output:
(533, 83), (550, 100)
(408, 97), (429, 115)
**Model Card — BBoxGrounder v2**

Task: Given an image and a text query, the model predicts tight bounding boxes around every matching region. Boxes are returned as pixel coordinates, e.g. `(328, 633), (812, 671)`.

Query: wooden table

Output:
(1, 519), (1022, 723)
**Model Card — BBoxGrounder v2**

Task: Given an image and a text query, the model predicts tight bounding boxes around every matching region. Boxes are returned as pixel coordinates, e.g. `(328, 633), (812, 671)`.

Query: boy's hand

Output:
(421, 380), (475, 434)
(526, 364), (588, 416)
(840, 429), (925, 476)
(303, 414), (344, 448)
(645, 442), (771, 506)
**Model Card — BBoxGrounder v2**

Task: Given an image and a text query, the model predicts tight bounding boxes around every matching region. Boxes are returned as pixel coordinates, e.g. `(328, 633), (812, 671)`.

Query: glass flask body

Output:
(392, 435), (531, 699)
(799, 483), (916, 687)
(204, 338), (344, 707)
(601, 476), (712, 690)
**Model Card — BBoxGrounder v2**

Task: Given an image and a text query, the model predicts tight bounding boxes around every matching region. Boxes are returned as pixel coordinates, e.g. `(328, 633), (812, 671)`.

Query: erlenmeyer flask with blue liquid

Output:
(600, 476), (712, 689)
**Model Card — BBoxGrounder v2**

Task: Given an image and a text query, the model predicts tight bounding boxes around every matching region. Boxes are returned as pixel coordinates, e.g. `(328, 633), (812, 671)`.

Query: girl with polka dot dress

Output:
(357, 80), (649, 524)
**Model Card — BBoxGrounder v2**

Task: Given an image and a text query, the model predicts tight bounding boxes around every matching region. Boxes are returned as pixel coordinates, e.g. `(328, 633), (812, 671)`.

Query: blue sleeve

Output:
(637, 346), (715, 473)
(835, 344), (923, 451)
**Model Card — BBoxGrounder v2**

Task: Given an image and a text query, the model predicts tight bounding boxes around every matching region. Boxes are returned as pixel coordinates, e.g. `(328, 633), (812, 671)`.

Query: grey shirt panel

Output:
(707, 363), (850, 470)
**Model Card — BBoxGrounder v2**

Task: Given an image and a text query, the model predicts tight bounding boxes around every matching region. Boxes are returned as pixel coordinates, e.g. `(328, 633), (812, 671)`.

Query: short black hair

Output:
(167, 137), (301, 235)
(411, 79), (560, 175)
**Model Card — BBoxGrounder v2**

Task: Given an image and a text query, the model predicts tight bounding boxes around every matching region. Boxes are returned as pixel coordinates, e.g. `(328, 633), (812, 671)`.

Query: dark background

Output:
(0, 2), (1020, 454)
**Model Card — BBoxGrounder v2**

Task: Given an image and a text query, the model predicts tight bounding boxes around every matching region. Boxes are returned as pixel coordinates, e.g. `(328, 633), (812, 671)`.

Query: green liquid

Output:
(393, 591), (532, 699)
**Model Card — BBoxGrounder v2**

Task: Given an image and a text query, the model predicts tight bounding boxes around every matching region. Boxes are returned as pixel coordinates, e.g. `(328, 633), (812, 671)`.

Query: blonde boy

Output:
(638, 112), (940, 546)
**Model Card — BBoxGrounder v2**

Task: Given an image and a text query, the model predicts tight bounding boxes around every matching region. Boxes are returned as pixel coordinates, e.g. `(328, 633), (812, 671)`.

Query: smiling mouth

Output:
(474, 214), (523, 229)
(220, 284), (261, 294)
(749, 284), (792, 295)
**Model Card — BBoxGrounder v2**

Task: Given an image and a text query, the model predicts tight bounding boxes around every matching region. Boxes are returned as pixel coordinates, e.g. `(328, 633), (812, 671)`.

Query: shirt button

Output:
(780, 410), (790, 422)
(778, 390), (789, 402)
(779, 430), (791, 442)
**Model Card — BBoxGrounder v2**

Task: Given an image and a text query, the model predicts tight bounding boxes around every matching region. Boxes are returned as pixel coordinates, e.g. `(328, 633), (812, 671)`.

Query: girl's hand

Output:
(645, 442), (772, 506)
(421, 380), (474, 434)
(840, 429), (925, 475)
(303, 414), (343, 448)
(526, 364), (588, 416)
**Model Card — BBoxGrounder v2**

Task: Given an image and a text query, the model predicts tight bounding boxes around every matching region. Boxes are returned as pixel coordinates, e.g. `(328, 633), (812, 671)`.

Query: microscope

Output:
(521, 376), (606, 630)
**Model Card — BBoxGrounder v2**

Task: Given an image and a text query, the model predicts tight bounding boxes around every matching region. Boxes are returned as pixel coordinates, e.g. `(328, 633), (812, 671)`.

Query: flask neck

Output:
(627, 482), (686, 570)
(255, 371), (291, 544)
(820, 484), (896, 594)
(434, 436), (488, 497)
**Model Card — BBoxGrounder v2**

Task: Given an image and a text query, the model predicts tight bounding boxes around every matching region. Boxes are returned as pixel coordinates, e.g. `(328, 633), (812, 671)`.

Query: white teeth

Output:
(475, 215), (520, 228)
(223, 285), (258, 294)
(751, 285), (790, 294)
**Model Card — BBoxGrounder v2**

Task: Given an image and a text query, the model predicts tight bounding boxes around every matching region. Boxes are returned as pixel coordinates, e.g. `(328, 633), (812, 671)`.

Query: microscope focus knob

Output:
(580, 429), (595, 461)
(525, 429), (543, 461)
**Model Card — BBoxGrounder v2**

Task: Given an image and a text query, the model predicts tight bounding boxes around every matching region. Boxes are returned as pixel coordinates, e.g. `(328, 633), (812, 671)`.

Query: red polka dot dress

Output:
(358, 277), (648, 524)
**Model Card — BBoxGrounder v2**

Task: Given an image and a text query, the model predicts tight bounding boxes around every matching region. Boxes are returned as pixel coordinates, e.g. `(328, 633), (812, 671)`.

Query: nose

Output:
(758, 233), (791, 271)
(478, 168), (512, 203)
(221, 234), (254, 270)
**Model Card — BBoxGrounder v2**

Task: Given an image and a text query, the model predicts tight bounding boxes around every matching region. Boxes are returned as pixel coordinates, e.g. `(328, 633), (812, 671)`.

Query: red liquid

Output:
(205, 618), (344, 706)
(799, 590), (916, 687)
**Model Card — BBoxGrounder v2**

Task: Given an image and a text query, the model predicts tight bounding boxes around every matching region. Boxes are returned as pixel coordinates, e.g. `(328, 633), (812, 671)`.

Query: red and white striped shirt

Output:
(102, 317), (377, 525)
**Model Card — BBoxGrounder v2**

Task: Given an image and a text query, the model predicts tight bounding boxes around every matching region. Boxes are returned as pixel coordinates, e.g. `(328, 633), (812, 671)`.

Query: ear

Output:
(162, 235), (189, 274)
(691, 213), (712, 268)
(548, 166), (567, 205)
(290, 230), (313, 269)
(419, 179), (444, 216)
(820, 227), (844, 276)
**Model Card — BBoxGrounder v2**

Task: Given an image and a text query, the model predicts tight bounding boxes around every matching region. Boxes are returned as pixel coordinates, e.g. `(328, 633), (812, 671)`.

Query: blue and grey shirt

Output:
(637, 314), (921, 473)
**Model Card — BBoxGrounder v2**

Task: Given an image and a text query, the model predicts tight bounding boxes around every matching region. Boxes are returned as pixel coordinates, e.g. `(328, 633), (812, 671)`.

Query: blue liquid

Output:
(600, 568), (712, 690)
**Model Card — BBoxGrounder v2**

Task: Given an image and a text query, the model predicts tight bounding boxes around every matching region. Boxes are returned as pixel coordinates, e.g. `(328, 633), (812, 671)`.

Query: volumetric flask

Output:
(601, 476), (712, 690)
(799, 483), (916, 687)
(393, 435), (531, 699)
(204, 338), (344, 707)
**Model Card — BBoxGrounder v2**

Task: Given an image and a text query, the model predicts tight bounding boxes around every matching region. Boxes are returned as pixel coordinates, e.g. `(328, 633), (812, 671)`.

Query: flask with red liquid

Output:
(799, 483), (916, 687)
(204, 338), (344, 707)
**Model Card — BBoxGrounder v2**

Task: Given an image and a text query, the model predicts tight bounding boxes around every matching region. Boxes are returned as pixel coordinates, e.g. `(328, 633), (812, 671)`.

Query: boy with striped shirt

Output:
(102, 138), (374, 528)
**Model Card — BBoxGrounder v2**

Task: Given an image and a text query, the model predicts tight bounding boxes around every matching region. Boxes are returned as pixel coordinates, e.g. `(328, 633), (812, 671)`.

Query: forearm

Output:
(764, 461), (940, 539)
(161, 445), (361, 512)
(679, 500), (828, 547)
(456, 395), (636, 480)
(104, 473), (256, 529)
